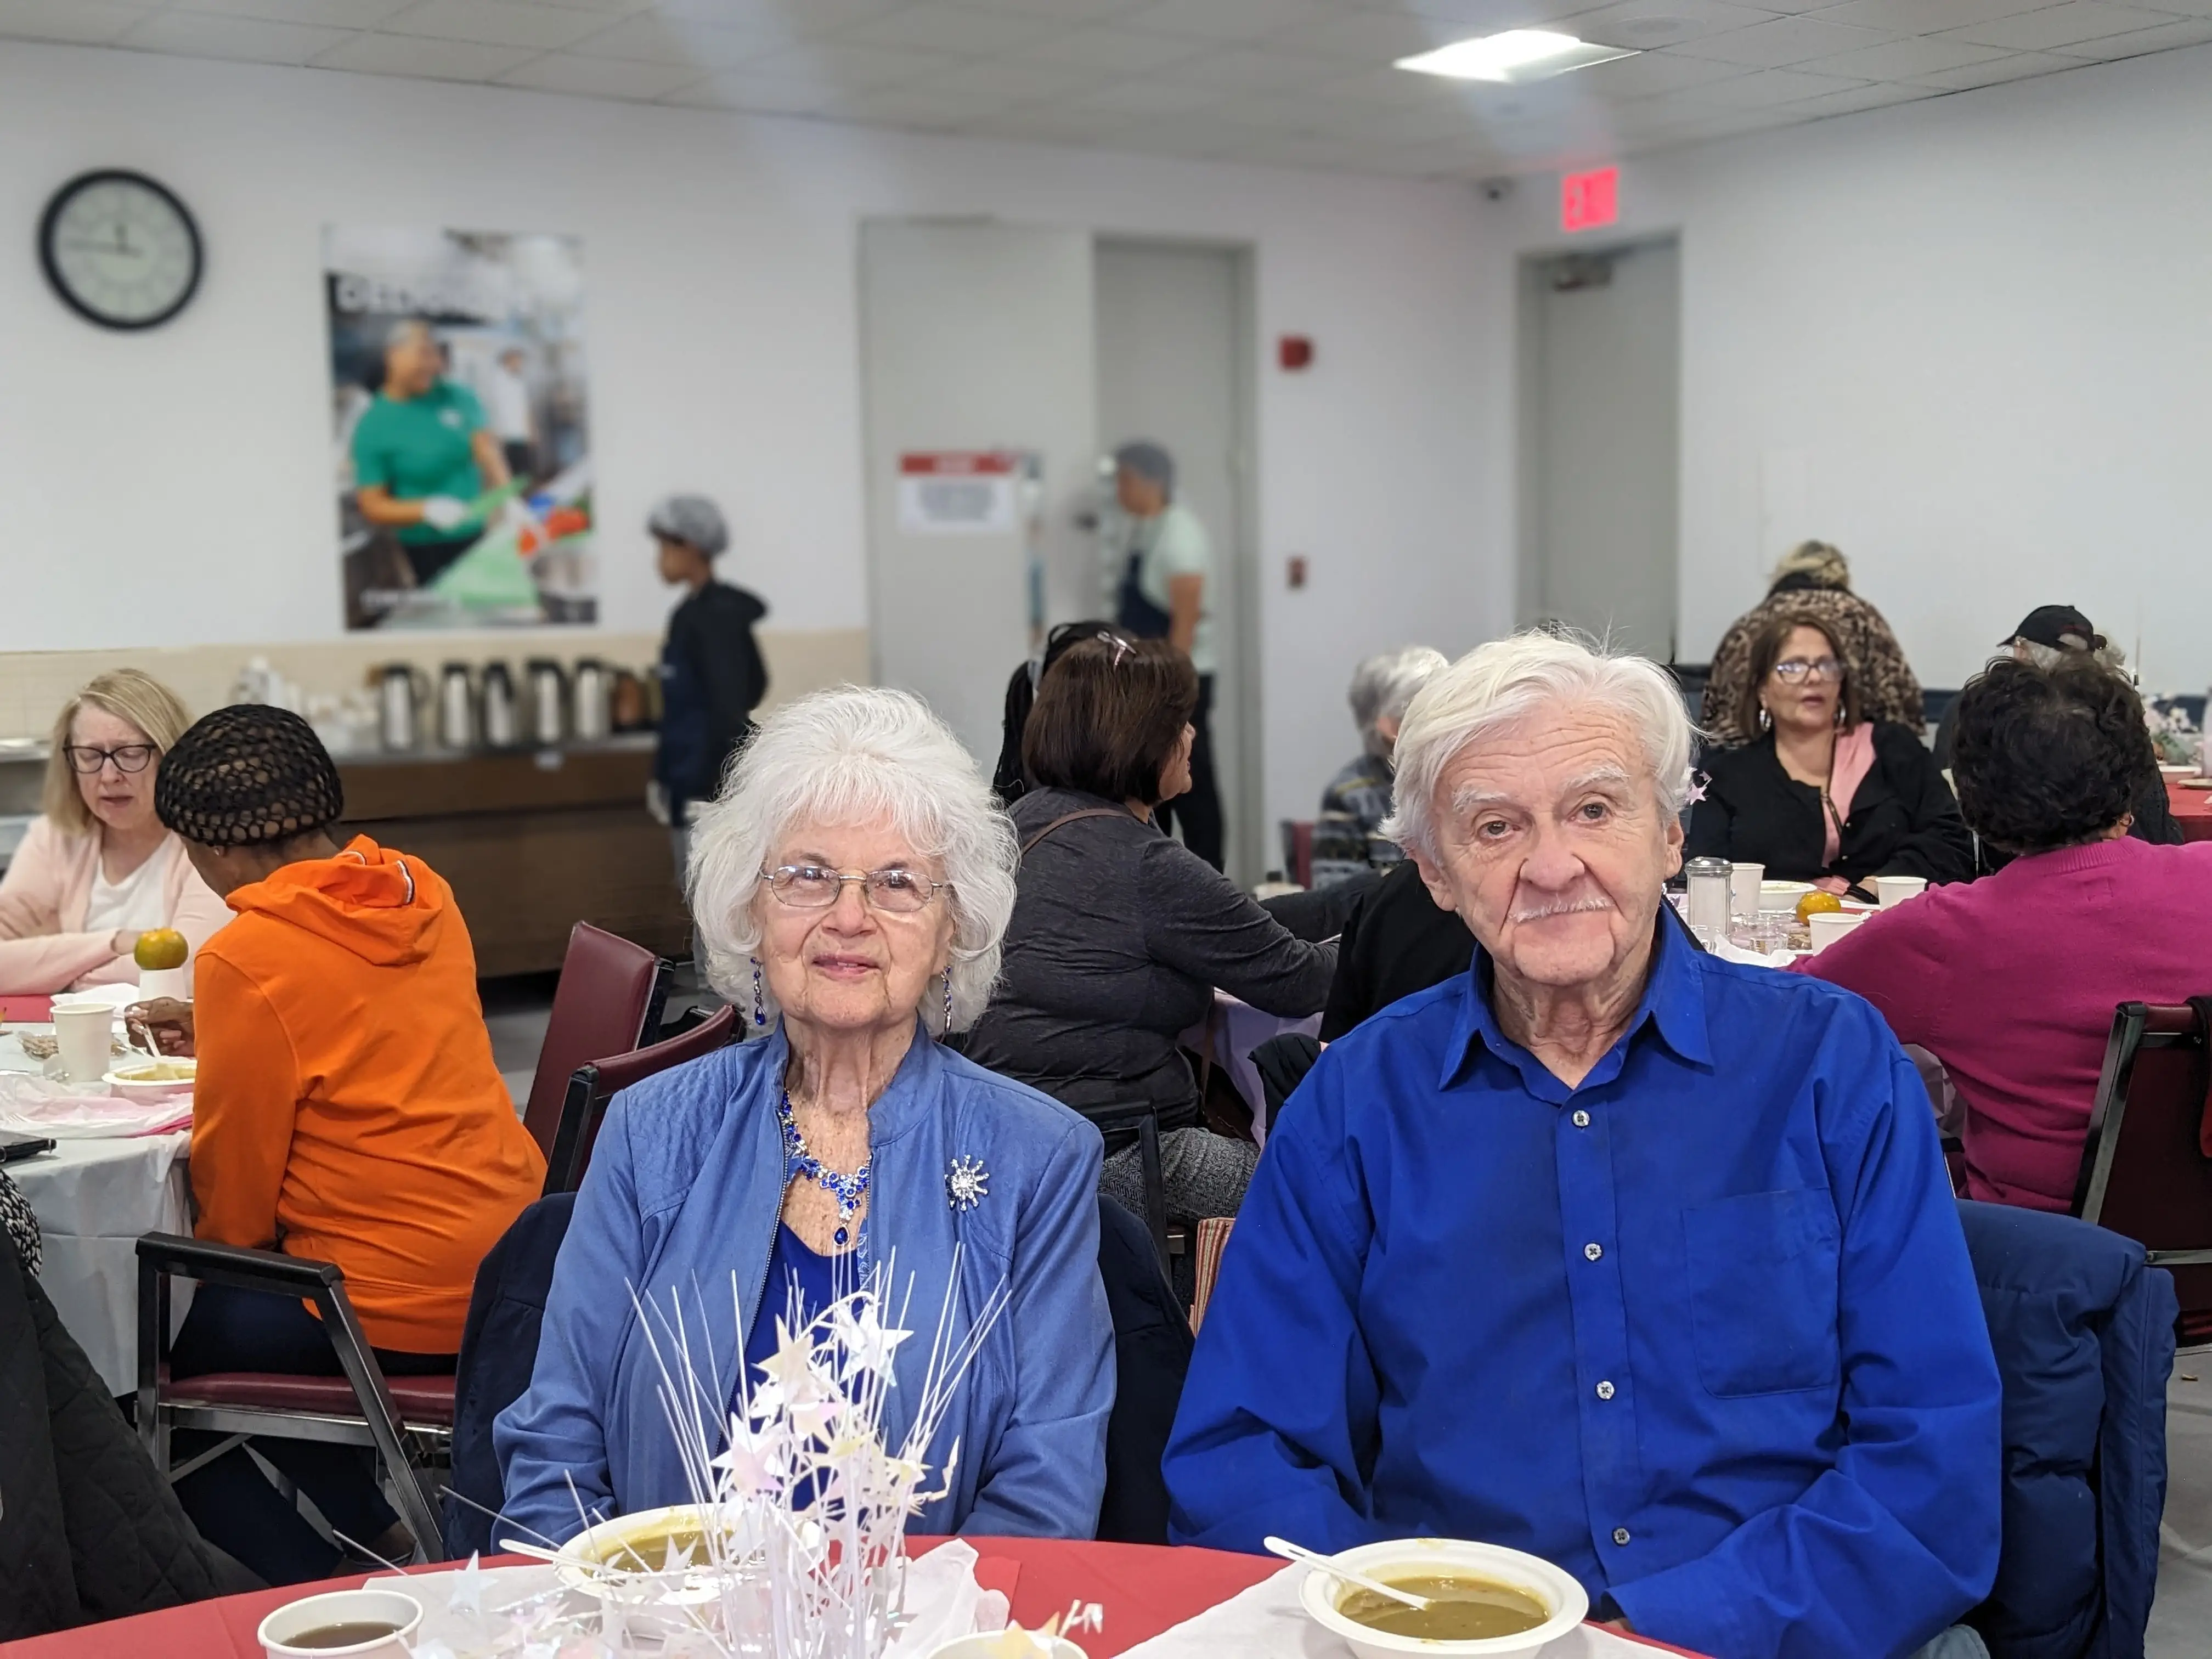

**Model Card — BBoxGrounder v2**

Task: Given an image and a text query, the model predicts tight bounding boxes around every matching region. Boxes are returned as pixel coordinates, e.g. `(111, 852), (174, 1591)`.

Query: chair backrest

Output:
(1189, 1216), (1234, 1335)
(1093, 1194), (1192, 1544)
(543, 1002), (739, 1195)
(2073, 999), (2212, 1336)
(520, 923), (670, 1156)
(1278, 820), (1314, 889)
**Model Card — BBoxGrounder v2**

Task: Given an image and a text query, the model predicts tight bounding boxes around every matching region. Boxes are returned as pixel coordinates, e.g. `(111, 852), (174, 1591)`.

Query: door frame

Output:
(1514, 232), (1684, 659)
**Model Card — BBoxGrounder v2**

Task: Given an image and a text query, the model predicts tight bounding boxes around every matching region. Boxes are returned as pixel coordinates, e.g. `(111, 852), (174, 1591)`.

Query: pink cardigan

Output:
(0, 816), (232, 996)
(1797, 836), (2212, 1212)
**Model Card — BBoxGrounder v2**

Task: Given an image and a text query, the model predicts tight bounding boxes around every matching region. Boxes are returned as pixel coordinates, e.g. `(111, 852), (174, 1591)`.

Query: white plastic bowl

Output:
(1297, 1538), (1589, 1658)
(103, 1058), (196, 1101)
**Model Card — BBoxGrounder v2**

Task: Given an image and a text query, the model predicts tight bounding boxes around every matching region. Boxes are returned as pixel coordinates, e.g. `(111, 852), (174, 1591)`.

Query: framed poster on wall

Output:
(325, 225), (594, 630)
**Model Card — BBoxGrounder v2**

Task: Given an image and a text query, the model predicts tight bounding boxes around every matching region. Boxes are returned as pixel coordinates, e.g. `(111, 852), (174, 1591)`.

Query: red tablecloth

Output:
(2168, 777), (2212, 843)
(0, 995), (54, 1023)
(0, 1538), (1706, 1657)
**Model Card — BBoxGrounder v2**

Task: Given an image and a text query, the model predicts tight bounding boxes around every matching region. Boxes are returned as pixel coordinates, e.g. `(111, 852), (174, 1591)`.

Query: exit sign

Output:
(1561, 166), (1619, 233)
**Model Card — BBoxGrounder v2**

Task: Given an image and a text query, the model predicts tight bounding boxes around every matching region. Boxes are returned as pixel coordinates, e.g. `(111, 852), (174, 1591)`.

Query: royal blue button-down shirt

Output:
(1163, 918), (2001, 1659)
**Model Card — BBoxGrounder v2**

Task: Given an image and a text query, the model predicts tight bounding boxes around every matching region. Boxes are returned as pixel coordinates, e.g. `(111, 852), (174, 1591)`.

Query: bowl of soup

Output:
(257, 1587), (420, 1657)
(1298, 1538), (1588, 1657)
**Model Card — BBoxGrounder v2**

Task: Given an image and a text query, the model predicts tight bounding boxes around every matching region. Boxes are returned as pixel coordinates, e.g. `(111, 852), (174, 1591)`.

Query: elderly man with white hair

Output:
(499, 686), (1114, 1543)
(1312, 644), (1449, 885)
(1164, 633), (2001, 1659)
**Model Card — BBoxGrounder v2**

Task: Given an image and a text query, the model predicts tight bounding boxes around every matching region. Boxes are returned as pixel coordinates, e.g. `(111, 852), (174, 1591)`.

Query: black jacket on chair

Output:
(0, 1235), (256, 1637)
(1688, 721), (1974, 890)
(1093, 1194), (1193, 1544)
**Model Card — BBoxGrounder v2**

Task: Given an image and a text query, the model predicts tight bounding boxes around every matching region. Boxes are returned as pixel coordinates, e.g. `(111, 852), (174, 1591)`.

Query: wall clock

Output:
(38, 169), (204, 331)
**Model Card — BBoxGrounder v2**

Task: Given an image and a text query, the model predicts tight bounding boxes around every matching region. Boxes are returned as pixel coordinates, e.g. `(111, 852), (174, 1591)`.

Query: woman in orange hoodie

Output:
(150, 704), (545, 1582)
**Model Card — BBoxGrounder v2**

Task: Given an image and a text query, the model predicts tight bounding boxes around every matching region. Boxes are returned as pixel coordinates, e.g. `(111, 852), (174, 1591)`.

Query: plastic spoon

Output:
(1263, 1536), (1431, 1610)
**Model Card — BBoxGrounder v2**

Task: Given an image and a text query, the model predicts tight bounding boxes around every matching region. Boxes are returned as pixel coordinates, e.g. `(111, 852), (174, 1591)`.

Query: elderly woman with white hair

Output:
(1311, 645), (1449, 886)
(1166, 632), (2002, 1659)
(497, 686), (1115, 1544)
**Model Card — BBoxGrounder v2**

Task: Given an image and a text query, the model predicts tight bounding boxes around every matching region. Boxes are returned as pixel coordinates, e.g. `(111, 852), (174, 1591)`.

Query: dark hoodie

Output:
(657, 580), (768, 814)
(188, 836), (544, 1352)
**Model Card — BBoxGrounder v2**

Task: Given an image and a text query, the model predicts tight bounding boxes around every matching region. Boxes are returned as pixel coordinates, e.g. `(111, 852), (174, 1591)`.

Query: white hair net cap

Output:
(647, 494), (729, 558)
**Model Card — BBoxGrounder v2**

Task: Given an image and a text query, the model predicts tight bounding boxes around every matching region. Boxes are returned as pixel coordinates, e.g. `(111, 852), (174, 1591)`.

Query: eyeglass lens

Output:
(66, 744), (155, 774)
(1773, 658), (1840, 682)
(768, 865), (936, 913)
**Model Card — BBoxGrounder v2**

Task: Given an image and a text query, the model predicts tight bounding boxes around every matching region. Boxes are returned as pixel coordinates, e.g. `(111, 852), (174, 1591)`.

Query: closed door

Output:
(1094, 240), (1253, 878)
(1521, 239), (1680, 661)
(859, 221), (1097, 763)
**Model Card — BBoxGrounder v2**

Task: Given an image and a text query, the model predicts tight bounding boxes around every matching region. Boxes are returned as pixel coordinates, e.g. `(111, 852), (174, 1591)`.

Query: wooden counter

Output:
(337, 737), (689, 978)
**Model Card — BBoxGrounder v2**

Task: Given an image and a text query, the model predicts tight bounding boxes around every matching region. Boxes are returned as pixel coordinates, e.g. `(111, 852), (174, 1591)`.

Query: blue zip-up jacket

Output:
(494, 1024), (1114, 1543)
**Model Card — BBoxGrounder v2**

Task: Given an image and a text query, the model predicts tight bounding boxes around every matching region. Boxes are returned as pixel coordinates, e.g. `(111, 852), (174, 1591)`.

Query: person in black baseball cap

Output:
(1932, 605), (2181, 860)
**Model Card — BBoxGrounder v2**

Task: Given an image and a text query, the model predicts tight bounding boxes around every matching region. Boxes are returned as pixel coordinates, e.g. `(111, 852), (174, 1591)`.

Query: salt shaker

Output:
(1684, 856), (1732, 945)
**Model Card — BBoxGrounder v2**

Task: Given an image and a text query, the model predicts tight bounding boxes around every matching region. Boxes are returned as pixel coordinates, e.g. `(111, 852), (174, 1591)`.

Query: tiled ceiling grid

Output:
(8, 0), (2212, 176)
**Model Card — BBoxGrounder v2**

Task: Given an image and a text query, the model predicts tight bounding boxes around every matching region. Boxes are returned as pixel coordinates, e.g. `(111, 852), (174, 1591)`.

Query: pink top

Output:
(0, 815), (231, 996)
(1797, 836), (2212, 1212)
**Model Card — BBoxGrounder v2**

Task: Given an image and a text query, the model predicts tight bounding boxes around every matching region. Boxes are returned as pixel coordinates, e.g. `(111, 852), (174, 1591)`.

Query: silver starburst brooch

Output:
(946, 1155), (990, 1212)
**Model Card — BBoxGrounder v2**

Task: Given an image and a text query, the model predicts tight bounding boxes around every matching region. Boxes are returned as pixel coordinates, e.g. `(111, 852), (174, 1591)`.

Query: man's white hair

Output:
(686, 685), (1018, 1033)
(1348, 645), (1450, 758)
(1380, 631), (1695, 860)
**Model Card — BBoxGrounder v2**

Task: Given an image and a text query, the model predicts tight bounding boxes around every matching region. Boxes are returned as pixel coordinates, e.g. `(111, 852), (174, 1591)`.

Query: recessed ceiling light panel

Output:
(1395, 30), (1639, 84)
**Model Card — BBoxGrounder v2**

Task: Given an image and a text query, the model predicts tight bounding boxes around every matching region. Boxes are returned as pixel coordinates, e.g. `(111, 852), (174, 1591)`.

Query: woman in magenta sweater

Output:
(1800, 656), (2212, 1211)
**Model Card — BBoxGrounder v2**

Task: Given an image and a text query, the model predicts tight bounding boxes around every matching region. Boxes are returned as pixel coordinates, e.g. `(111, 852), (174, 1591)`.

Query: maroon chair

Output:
(2070, 998), (2212, 1348)
(136, 1235), (450, 1561)
(1278, 820), (1316, 889)
(543, 1003), (740, 1195)
(520, 923), (672, 1161)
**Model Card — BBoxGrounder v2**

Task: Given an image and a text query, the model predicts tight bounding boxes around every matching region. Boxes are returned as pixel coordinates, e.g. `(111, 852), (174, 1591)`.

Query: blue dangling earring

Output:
(751, 958), (766, 1029)
(941, 970), (954, 1035)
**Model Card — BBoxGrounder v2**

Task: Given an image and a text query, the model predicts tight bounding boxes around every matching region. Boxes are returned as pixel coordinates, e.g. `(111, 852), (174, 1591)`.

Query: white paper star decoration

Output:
(946, 1154), (990, 1212)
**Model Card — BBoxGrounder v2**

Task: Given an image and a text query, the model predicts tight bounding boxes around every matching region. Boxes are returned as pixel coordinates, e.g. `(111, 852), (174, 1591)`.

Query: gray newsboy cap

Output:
(647, 494), (729, 557)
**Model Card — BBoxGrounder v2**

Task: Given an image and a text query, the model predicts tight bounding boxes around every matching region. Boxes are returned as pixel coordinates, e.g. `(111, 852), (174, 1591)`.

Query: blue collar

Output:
(757, 1017), (949, 1148)
(1443, 909), (1713, 1098)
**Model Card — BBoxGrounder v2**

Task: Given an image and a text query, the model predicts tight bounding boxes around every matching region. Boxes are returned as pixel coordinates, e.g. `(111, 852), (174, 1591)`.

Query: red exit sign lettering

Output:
(1561, 166), (1619, 233)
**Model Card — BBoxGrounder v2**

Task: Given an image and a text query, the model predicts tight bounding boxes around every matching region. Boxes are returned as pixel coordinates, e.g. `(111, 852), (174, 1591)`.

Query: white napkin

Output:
(887, 1538), (1012, 1657)
(0, 1073), (191, 1137)
(1115, 1564), (1659, 1659)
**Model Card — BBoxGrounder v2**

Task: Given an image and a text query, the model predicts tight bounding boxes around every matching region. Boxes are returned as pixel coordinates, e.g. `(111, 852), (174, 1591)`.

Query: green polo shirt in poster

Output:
(350, 381), (488, 545)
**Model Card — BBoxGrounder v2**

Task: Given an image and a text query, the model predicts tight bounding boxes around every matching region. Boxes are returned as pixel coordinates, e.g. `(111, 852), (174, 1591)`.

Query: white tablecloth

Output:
(1180, 993), (1323, 1152)
(1120, 1562), (1654, 1658)
(3, 1029), (191, 1394)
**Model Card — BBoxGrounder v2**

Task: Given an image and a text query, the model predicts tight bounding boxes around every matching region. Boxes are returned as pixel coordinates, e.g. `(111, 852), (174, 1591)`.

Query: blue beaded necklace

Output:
(777, 1091), (871, 1248)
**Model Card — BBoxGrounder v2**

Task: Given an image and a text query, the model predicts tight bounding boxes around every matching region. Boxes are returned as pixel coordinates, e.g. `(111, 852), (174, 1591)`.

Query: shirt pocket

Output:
(1681, 1188), (1841, 1397)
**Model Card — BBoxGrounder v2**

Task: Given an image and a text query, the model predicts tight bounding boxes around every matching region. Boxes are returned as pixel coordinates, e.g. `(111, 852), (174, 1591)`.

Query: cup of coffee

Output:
(257, 1588), (421, 1658)
(1874, 875), (1928, 908)
(49, 999), (115, 1085)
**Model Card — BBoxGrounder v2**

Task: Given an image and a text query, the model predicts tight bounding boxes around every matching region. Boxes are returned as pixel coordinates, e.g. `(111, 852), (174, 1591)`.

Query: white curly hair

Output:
(686, 685), (1019, 1034)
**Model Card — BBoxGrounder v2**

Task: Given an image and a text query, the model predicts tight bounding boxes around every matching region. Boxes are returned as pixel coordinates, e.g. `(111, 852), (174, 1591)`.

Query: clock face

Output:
(40, 170), (203, 331)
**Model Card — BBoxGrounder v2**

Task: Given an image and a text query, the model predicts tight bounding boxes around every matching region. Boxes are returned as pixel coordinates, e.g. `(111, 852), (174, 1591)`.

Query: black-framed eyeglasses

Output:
(761, 864), (949, 915)
(1771, 657), (1842, 684)
(64, 743), (156, 775)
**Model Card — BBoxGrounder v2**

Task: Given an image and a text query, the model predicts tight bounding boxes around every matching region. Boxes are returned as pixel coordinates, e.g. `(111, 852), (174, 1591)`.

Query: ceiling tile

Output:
(1908, 47), (2083, 86)
(1207, 87), (1340, 126)
(1263, 8), (1460, 62)
(1376, 0), (1609, 27)
(831, 3), (1077, 55)
(1014, 21), (1201, 69)
(1566, 1), (1788, 51)
(0, 0), (152, 43)
(1122, 0), (1336, 42)
(1685, 64), (1872, 105)
(1668, 15), (1898, 66)
(808, 80), (988, 124)
(170, 0), (416, 25)
(382, 0), (611, 49)
(121, 10), (351, 61)
(658, 67), (828, 109)
(1300, 61), (1479, 103)
(1563, 47), (1753, 95)
(1810, 0), (2050, 27)
(736, 40), (968, 90)
(898, 55), (1094, 101)
(308, 29), (540, 76)
(1070, 76), (1226, 112)
(1942, 2), (2185, 52)
(1782, 78), (1938, 115)
(567, 12), (787, 64)
(951, 0), (1151, 18)
(2046, 14), (2212, 56)
(495, 49), (706, 96)
(1802, 35), (2013, 78)
(1154, 44), (1344, 87)
(960, 104), (1145, 140)
(652, 0), (901, 27)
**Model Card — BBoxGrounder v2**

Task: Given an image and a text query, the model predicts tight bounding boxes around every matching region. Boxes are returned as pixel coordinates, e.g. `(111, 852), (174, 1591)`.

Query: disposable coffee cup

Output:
(1729, 862), (1764, 923)
(257, 1587), (421, 1659)
(50, 999), (115, 1085)
(1807, 911), (1865, 954)
(1874, 875), (1927, 908)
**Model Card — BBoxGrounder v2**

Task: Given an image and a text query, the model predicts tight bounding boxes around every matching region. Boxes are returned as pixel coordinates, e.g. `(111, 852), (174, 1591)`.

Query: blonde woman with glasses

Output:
(0, 669), (228, 995)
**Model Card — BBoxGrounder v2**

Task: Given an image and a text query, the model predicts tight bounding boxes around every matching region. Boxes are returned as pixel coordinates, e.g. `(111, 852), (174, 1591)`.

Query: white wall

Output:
(0, 40), (1505, 835)
(1483, 42), (2212, 699)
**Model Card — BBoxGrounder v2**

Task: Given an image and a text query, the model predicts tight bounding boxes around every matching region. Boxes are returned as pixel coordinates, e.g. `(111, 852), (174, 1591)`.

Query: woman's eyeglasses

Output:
(1771, 657), (1842, 684)
(64, 743), (156, 775)
(761, 864), (948, 915)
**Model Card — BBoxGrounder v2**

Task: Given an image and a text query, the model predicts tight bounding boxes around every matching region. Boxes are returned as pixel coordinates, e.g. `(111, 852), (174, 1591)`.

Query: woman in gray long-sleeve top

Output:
(965, 633), (1335, 1222)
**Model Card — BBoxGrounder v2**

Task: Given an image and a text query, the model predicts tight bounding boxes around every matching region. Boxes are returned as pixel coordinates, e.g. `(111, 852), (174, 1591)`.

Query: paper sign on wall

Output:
(898, 452), (1018, 535)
